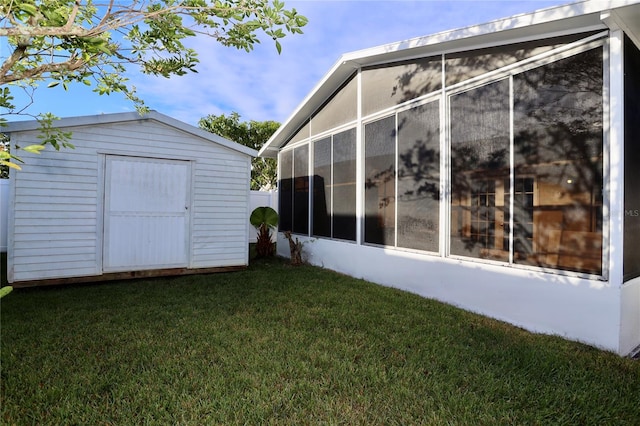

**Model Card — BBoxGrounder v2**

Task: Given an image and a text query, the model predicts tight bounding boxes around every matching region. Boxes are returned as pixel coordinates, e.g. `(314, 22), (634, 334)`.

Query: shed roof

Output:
(259, 0), (640, 157)
(5, 111), (258, 157)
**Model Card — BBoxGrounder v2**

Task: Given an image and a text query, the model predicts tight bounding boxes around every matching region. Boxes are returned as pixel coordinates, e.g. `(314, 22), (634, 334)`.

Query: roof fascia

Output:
(601, 6), (640, 48)
(341, 0), (631, 63)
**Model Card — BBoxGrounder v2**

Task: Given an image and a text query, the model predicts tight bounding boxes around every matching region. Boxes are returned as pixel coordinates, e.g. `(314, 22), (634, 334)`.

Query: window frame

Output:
(310, 125), (358, 242)
(361, 95), (442, 253)
(444, 37), (608, 279)
(278, 31), (609, 280)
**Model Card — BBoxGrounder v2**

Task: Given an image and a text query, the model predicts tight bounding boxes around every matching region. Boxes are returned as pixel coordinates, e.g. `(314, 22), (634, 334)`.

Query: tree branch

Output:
(63, 0), (82, 33)
(1, 57), (87, 84)
(0, 44), (28, 83)
(0, 5), (247, 37)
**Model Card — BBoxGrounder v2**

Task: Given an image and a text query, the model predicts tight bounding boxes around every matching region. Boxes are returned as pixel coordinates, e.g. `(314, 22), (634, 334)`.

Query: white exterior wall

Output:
(9, 129), (101, 282)
(621, 278), (640, 355)
(277, 235), (624, 353)
(0, 179), (9, 252)
(8, 116), (252, 283)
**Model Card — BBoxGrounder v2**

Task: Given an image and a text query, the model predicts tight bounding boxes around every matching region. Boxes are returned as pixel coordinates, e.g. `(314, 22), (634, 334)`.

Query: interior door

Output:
(103, 156), (191, 272)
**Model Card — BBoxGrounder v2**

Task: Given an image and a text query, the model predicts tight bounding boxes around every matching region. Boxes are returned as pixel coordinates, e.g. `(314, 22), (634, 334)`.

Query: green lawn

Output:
(1, 257), (639, 425)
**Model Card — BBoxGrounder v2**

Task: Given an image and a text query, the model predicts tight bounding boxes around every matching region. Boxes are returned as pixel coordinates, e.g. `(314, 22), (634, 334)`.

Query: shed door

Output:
(103, 156), (191, 272)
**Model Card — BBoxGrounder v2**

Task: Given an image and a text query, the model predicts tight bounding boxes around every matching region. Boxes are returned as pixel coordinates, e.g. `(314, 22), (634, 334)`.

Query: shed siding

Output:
(9, 117), (250, 283)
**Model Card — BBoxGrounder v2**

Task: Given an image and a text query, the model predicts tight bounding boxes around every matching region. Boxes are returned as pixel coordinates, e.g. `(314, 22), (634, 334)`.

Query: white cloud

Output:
(7, 0), (570, 126)
(91, 1), (568, 125)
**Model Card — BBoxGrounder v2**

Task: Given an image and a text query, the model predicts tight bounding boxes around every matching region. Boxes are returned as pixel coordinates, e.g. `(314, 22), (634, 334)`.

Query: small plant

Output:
(250, 206), (278, 258)
(0, 286), (12, 298)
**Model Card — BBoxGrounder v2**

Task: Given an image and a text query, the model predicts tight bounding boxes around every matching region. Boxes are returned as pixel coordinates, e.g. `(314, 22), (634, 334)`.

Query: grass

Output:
(1, 256), (639, 425)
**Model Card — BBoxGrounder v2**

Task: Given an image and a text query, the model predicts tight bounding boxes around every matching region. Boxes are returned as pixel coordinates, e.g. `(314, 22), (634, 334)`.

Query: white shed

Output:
(6, 111), (257, 286)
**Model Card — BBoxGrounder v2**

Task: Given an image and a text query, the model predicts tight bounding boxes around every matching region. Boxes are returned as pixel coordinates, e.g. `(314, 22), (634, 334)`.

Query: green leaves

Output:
(21, 144), (46, 154)
(2, 0), (307, 169)
(35, 113), (73, 150)
(2, 1), (308, 89)
(250, 206), (279, 229)
(251, 206), (279, 257)
(17, 3), (37, 17)
(199, 112), (279, 190)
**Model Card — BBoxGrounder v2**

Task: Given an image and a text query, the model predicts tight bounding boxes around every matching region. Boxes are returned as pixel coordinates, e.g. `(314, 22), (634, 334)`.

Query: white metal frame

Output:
(279, 31), (610, 281)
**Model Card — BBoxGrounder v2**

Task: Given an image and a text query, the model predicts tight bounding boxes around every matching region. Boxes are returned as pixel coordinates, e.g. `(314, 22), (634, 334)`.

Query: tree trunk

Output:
(283, 231), (303, 266)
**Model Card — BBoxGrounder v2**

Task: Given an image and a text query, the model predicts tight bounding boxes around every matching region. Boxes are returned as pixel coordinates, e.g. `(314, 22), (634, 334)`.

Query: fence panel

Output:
(248, 190), (278, 243)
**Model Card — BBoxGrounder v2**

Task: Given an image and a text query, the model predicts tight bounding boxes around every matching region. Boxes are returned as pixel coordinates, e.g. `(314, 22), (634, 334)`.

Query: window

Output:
(332, 129), (357, 241)
(364, 116), (396, 245)
(506, 177), (535, 259)
(293, 145), (309, 235)
(311, 129), (357, 241)
(397, 101), (440, 252)
(513, 47), (603, 275)
(312, 137), (331, 238)
(278, 145), (309, 235)
(469, 179), (499, 252)
(450, 79), (510, 261)
(278, 150), (293, 232)
(281, 33), (605, 276)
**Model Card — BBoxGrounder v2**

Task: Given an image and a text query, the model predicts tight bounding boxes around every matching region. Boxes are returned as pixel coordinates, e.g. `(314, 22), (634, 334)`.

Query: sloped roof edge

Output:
(5, 110), (258, 157)
(259, 0), (640, 157)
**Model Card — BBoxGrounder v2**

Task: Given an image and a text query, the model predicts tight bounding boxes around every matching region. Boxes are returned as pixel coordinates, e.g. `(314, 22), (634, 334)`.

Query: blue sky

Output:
(7, 0), (567, 126)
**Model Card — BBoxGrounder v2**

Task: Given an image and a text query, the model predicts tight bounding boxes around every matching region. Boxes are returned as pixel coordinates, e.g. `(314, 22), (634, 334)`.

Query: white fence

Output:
(248, 190), (278, 243)
(0, 182), (277, 252)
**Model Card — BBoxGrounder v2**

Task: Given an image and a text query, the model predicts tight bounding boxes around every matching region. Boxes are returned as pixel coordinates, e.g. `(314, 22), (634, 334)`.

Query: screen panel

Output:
(288, 121), (310, 145)
(397, 101), (440, 252)
(311, 75), (357, 136)
(313, 137), (331, 238)
(332, 128), (357, 241)
(278, 150), (293, 232)
(445, 32), (598, 87)
(450, 79), (510, 261)
(513, 47), (603, 275)
(293, 145), (309, 235)
(362, 56), (442, 117)
(364, 116), (396, 246)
